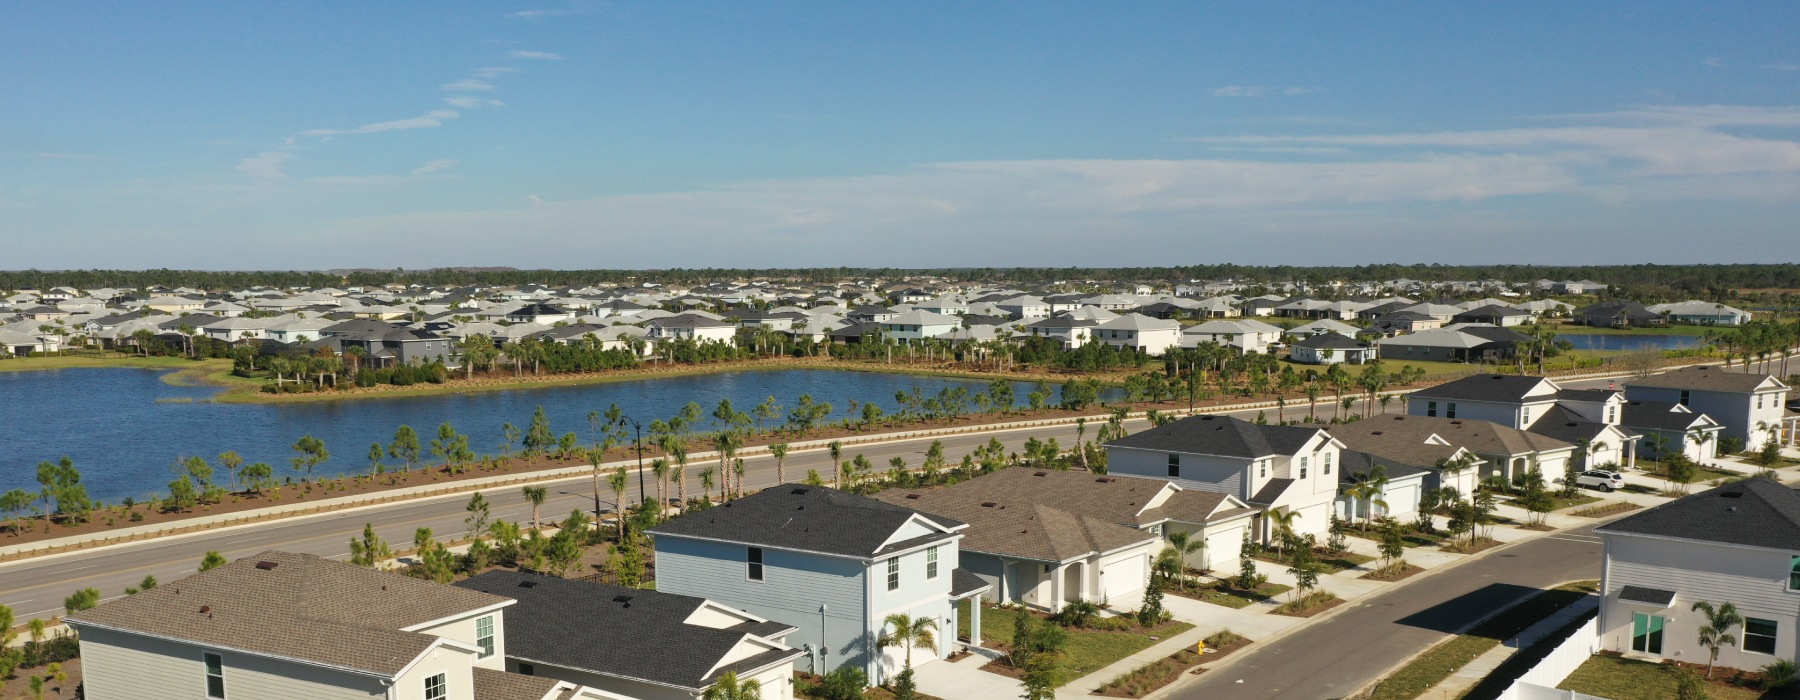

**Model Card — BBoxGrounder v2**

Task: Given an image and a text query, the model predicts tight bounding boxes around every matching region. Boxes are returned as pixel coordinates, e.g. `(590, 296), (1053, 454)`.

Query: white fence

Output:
(1497, 616), (1604, 700)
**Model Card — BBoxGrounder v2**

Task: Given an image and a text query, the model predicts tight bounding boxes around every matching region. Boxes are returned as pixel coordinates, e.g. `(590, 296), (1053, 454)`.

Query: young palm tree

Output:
(1265, 508), (1302, 560)
(877, 613), (939, 672)
(828, 440), (844, 489)
(702, 671), (762, 700)
(607, 467), (628, 539)
(1691, 600), (1743, 679)
(672, 464), (686, 513)
(650, 458), (669, 518)
(521, 486), (548, 531)
(700, 467), (716, 504)
(770, 442), (790, 484)
(1162, 531), (1205, 589)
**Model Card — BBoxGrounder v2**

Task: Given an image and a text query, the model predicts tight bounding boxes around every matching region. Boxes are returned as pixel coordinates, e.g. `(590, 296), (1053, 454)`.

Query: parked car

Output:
(1558, 469), (1626, 492)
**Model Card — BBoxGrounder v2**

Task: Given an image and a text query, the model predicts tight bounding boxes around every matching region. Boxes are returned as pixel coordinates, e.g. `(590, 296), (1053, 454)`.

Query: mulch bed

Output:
(1272, 594), (1345, 618)
(1516, 523), (1557, 532)
(794, 671), (945, 700)
(1093, 640), (1257, 699)
(1440, 537), (1503, 555)
(1359, 562), (1425, 582)
(0, 657), (80, 699)
(1569, 502), (1643, 518)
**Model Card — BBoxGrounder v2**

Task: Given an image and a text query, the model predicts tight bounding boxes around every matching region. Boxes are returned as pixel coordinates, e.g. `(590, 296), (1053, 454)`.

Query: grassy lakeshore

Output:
(0, 354), (201, 373)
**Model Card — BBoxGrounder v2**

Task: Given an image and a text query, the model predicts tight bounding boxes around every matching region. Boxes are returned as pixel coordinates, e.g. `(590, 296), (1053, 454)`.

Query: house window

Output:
(425, 673), (447, 700)
(1745, 618), (1779, 655)
(1790, 556), (1800, 591)
(927, 546), (939, 579)
(887, 557), (900, 591)
(1607, 406), (1617, 423)
(747, 547), (764, 582)
(1447, 403), (1457, 419)
(1630, 613), (1665, 655)
(1323, 452), (1332, 475)
(1679, 390), (1690, 406)
(1427, 401), (1438, 417)
(1259, 461), (1267, 478)
(475, 615), (495, 659)
(1757, 394), (1765, 409)
(1167, 454), (1180, 477)
(519, 663), (534, 676)
(204, 652), (226, 699)
(1299, 457), (1309, 479)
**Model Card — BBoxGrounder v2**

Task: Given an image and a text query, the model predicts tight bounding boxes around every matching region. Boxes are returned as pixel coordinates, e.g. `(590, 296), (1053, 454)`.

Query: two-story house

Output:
(1333, 413), (1577, 487)
(455, 570), (805, 699)
(65, 551), (615, 700)
(1594, 479), (1800, 667)
(1093, 313), (1181, 356)
(878, 310), (961, 342)
(873, 468), (1257, 609)
(1022, 316), (1098, 349)
(646, 314), (738, 344)
(1407, 374), (1640, 471)
(1104, 415), (1343, 542)
(1626, 367), (1792, 451)
(1181, 319), (1284, 355)
(648, 485), (987, 684)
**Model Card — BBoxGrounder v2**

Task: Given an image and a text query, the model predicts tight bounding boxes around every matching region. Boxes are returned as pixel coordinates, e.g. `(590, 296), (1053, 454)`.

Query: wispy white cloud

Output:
(297, 110), (460, 137)
(442, 79), (497, 92)
(1702, 56), (1726, 68)
(474, 66), (519, 79)
(236, 151), (293, 180)
(443, 96), (506, 109)
(525, 194), (544, 205)
(508, 9), (580, 18)
(1211, 85), (1321, 98)
(509, 50), (564, 60)
(411, 159), (460, 175)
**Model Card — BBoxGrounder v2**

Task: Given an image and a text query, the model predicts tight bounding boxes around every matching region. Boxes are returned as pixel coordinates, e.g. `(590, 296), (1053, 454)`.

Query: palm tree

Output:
(700, 467), (716, 503)
(828, 440), (844, 489)
(1265, 508), (1301, 560)
(671, 463), (686, 513)
(607, 467), (628, 539)
(877, 613), (939, 673)
(702, 671), (763, 700)
(1162, 531), (1205, 589)
(650, 458), (669, 518)
(1691, 600), (1743, 679)
(521, 486), (548, 531)
(770, 442), (789, 484)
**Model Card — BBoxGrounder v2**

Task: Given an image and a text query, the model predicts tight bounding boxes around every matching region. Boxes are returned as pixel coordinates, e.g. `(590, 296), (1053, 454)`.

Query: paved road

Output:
(1171, 526), (1606, 700)
(0, 370), (1638, 621)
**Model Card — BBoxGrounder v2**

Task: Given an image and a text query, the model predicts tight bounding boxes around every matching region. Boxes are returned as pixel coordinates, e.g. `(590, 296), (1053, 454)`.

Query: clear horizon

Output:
(4, 2), (1799, 269)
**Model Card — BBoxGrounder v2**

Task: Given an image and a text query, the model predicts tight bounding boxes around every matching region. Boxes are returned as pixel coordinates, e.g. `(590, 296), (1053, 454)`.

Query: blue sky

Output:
(3, 2), (1798, 269)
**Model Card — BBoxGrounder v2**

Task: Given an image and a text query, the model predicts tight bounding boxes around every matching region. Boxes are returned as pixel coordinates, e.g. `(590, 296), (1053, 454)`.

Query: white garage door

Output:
(1384, 485), (1419, 520)
(1100, 552), (1149, 607)
(1204, 525), (1246, 575)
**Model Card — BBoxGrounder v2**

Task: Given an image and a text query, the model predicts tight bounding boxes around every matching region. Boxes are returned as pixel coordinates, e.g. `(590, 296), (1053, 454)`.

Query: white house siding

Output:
(654, 537), (868, 676)
(77, 626), (387, 700)
(1628, 385), (1788, 447)
(412, 610), (507, 671)
(1107, 447), (1246, 498)
(393, 647), (479, 700)
(1601, 534), (1800, 667)
(1095, 543), (1157, 609)
(868, 544), (957, 680)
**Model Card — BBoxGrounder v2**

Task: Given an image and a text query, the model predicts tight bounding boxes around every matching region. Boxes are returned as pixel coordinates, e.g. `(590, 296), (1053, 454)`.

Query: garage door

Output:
(1100, 552), (1148, 607)
(1204, 525), (1245, 575)
(1383, 485), (1418, 520)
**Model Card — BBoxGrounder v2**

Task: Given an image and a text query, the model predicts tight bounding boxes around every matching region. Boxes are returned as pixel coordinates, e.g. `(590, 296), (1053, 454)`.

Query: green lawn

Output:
(1560, 655), (1767, 700)
(1179, 581), (1291, 609)
(0, 354), (200, 373)
(1367, 581), (1599, 700)
(1508, 494), (1601, 511)
(1352, 528), (1450, 548)
(959, 602), (1193, 686)
(1255, 549), (1376, 575)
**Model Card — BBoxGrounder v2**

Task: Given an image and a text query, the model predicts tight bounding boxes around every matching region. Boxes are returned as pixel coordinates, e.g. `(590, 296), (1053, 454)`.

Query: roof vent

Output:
(790, 488), (809, 495)
(1450, 420), (1463, 425)
(1566, 423), (1578, 427)
(981, 502), (998, 508)
(254, 561), (279, 570)
(1095, 477), (1116, 483)
(1033, 471), (1047, 477)
(905, 493), (922, 499)
(613, 595), (634, 604)
(1371, 431), (1383, 436)
(518, 581), (538, 589)
(1200, 416), (1216, 421)
(1720, 492), (1744, 499)
(199, 605), (211, 614)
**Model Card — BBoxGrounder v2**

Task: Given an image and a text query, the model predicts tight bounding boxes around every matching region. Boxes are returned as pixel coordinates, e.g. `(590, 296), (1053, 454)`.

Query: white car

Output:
(1568, 469), (1626, 492)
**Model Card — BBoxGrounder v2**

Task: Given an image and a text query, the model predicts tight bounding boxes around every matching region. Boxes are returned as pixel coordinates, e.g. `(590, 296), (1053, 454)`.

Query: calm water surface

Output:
(1557, 334), (1704, 351)
(0, 368), (1077, 502)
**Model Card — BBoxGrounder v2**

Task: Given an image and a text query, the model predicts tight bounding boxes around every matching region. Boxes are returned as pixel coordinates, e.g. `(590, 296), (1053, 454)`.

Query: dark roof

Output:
(1409, 374), (1553, 402)
(1293, 332), (1364, 350)
(648, 484), (961, 559)
(1617, 585), (1676, 606)
(1598, 478), (1800, 550)
(1575, 300), (1660, 320)
(1106, 415), (1322, 459)
(1555, 389), (1619, 403)
(1620, 400), (1712, 432)
(1337, 450), (1430, 484)
(1454, 304), (1530, 318)
(1248, 478), (1295, 506)
(1526, 405), (1616, 444)
(1628, 367), (1783, 394)
(455, 570), (801, 690)
(951, 568), (993, 598)
(870, 469), (1157, 562)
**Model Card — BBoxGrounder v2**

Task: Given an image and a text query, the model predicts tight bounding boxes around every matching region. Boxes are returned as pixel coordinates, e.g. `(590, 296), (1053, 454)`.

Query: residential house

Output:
(1182, 319), (1284, 354)
(1333, 414), (1578, 485)
(1621, 400), (1724, 463)
(1093, 314), (1181, 356)
(874, 468), (1257, 606)
(454, 570), (804, 699)
(1367, 311), (1444, 335)
(878, 310), (961, 342)
(1104, 415), (1345, 542)
(1335, 450), (1432, 524)
(646, 314), (738, 344)
(1022, 316), (1097, 349)
(649, 485), (987, 683)
(1286, 319), (1360, 338)
(321, 320), (457, 367)
(505, 303), (575, 325)
(1573, 301), (1666, 328)
(64, 551), (609, 700)
(1594, 480), (1800, 666)
(1407, 374), (1640, 470)
(1452, 304), (1533, 327)
(1289, 332), (1375, 365)
(1647, 301), (1751, 326)
(1626, 367), (1792, 449)
(1377, 324), (1531, 363)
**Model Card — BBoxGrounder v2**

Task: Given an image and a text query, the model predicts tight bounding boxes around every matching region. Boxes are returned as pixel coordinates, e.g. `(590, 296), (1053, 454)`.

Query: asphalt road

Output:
(0, 370), (1635, 622)
(1171, 525), (1606, 700)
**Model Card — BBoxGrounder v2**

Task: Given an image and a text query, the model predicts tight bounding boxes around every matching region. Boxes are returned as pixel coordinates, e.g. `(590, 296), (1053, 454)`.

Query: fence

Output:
(1495, 616), (1602, 700)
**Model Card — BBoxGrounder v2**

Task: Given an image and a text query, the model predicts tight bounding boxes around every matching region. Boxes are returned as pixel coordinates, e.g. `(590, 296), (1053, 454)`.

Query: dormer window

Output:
(1323, 452), (1332, 475)
(1259, 461), (1267, 478)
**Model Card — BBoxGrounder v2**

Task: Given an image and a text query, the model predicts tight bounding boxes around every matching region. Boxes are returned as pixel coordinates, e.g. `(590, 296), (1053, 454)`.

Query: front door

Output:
(1631, 612), (1665, 654)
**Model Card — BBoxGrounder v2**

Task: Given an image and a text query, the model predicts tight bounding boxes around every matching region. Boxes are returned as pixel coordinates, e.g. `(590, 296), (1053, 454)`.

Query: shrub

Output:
(1203, 629), (1243, 648)
(1764, 659), (1797, 690)
(814, 667), (867, 700)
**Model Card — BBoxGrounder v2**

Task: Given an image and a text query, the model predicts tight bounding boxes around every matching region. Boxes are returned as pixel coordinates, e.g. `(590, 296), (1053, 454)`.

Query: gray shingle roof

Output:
(1409, 374), (1552, 403)
(1598, 479), (1800, 550)
(648, 484), (961, 559)
(1106, 415), (1322, 459)
(455, 570), (801, 691)
(1617, 585), (1676, 606)
(951, 567), (993, 598)
(66, 551), (509, 677)
(472, 668), (564, 700)
(1628, 367), (1784, 394)
(1621, 400), (1712, 432)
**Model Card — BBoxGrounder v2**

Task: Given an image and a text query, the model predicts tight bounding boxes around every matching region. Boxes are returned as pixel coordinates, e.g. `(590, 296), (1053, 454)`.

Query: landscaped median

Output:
(1364, 581), (1600, 700)
(1095, 629), (1252, 698)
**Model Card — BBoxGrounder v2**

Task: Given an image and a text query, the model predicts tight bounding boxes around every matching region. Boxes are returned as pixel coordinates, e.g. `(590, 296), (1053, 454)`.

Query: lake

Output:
(0, 368), (1088, 502)
(1557, 334), (1705, 352)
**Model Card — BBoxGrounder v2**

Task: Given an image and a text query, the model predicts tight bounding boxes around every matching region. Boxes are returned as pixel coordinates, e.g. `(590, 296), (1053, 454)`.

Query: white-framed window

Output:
(1427, 401), (1438, 417)
(1679, 390), (1690, 406)
(1299, 457), (1309, 479)
(425, 673), (447, 700)
(1745, 618), (1778, 655)
(1323, 452), (1333, 475)
(1788, 556), (1800, 591)
(887, 557), (900, 591)
(1447, 403), (1457, 419)
(927, 546), (939, 579)
(1258, 460), (1267, 478)
(203, 652), (225, 699)
(747, 547), (764, 582)
(1757, 394), (1765, 409)
(1167, 453), (1180, 477)
(1520, 406), (1529, 424)
(475, 615), (495, 659)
